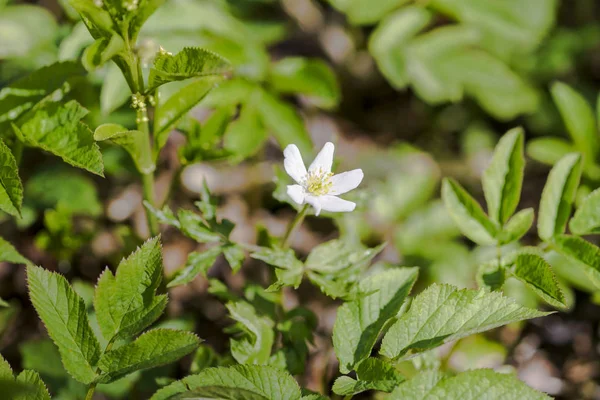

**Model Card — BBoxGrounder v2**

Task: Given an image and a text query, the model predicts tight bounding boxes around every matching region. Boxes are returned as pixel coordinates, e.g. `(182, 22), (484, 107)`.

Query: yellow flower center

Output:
(305, 169), (333, 196)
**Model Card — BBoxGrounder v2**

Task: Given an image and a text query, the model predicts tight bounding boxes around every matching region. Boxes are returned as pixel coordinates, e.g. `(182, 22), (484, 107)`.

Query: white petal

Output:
(329, 169), (364, 195)
(304, 195), (322, 216)
(318, 195), (356, 213)
(308, 142), (335, 174)
(287, 185), (306, 205)
(283, 144), (307, 184)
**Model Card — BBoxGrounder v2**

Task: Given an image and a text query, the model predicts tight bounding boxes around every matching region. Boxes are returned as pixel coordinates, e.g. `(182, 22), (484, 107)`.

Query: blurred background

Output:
(2, 0), (600, 398)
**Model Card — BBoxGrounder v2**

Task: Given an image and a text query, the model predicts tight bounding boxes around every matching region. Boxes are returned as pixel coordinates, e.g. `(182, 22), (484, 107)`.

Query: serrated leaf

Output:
(15, 370), (51, 400)
(0, 139), (22, 217)
(154, 76), (221, 156)
(27, 265), (101, 384)
(333, 268), (418, 373)
(98, 328), (200, 383)
(511, 253), (566, 308)
(143, 201), (180, 227)
(570, 188), (600, 234)
(81, 34), (124, 71)
(332, 358), (404, 395)
(94, 236), (166, 342)
(482, 127), (524, 224)
(226, 302), (274, 365)
(380, 284), (549, 360)
(497, 207), (534, 245)
(256, 89), (313, 156)
(389, 369), (549, 400)
(270, 57), (340, 109)
(552, 235), (600, 289)
(441, 177), (498, 245)
(306, 240), (385, 274)
(0, 61), (83, 128)
(68, 0), (115, 38)
(251, 247), (303, 271)
(551, 81), (599, 159)
(150, 365), (302, 400)
(0, 236), (30, 265)
(148, 47), (231, 91)
(477, 261), (506, 292)
(0, 354), (13, 379)
(167, 246), (222, 288)
(537, 153), (582, 241)
(94, 123), (154, 174)
(13, 100), (104, 176)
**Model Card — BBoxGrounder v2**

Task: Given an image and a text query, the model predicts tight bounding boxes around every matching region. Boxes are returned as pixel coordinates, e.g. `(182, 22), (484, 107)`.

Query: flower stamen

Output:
(304, 168), (333, 196)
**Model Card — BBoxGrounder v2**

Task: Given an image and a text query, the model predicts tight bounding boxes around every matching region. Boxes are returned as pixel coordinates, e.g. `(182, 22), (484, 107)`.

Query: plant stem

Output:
(136, 107), (159, 237)
(281, 204), (309, 249)
(84, 339), (115, 400)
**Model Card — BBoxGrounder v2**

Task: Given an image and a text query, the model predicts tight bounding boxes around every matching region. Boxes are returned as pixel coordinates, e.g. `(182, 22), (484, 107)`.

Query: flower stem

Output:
(84, 338), (115, 400)
(137, 108), (159, 237)
(281, 204), (309, 249)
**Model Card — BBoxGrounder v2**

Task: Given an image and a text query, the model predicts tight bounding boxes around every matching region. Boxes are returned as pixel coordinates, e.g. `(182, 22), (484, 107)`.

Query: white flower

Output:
(283, 142), (364, 216)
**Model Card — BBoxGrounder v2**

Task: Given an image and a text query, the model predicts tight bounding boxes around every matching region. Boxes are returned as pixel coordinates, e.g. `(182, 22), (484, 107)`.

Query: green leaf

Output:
(441, 177), (498, 245)
(143, 201), (180, 227)
(482, 127), (524, 224)
(497, 207), (534, 245)
(389, 369), (549, 400)
(81, 34), (124, 71)
(380, 284), (549, 360)
(100, 63), (131, 115)
(551, 82), (599, 159)
(570, 188), (600, 234)
(332, 357), (404, 396)
(0, 354), (12, 379)
(177, 209), (222, 243)
(154, 76), (221, 156)
(27, 265), (101, 384)
(306, 240), (385, 275)
(537, 153), (582, 241)
(255, 89), (313, 156)
(94, 236), (166, 342)
(252, 247), (304, 290)
(150, 365), (302, 400)
(0, 236), (30, 265)
(68, 0), (115, 38)
(98, 329), (200, 383)
(148, 47), (231, 92)
(12, 100), (104, 176)
(223, 244), (245, 273)
(333, 268), (418, 373)
(226, 302), (274, 365)
(526, 137), (572, 167)
(0, 139), (22, 217)
(0, 61), (83, 128)
(167, 246), (222, 288)
(329, 0), (410, 25)
(14, 370), (51, 400)
(552, 235), (600, 289)
(270, 57), (340, 109)
(223, 101), (267, 159)
(94, 123), (154, 174)
(511, 252), (566, 308)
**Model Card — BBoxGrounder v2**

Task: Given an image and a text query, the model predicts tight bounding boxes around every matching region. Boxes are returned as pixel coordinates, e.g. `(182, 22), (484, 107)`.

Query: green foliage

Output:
(97, 329), (200, 383)
(168, 246), (222, 288)
(333, 268), (418, 373)
(388, 369), (550, 399)
(482, 127), (524, 224)
(226, 301), (274, 366)
(94, 236), (166, 342)
(510, 252), (566, 308)
(94, 123), (154, 173)
(497, 208), (534, 245)
(441, 177), (498, 245)
(380, 284), (549, 360)
(0, 236), (30, 265)
(0, 139), (22, 217)
(81, 34), (125, 71)
(552, 235), (600, 289)
(570, 188), (600, 234)
(27, 265), (101, 384)
(148, 47), (231, 92)
(537, 153), (582, 241)
(150, 365), (302, 400)
(332, 358), (404, 395)
(12, 100), (104, 176)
